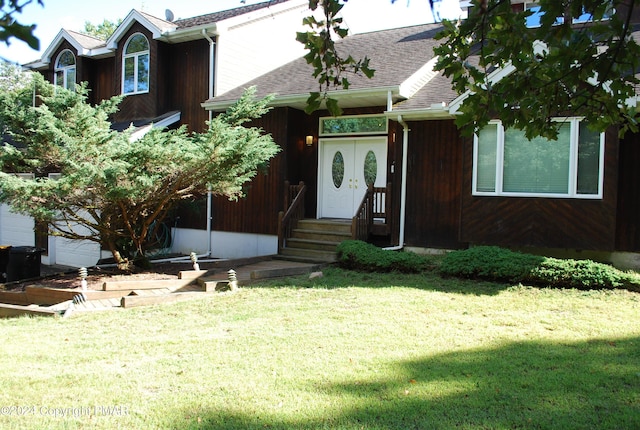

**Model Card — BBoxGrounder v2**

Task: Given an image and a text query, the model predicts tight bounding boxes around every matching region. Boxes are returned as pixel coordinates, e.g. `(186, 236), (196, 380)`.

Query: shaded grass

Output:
(0, 268), (638, 429)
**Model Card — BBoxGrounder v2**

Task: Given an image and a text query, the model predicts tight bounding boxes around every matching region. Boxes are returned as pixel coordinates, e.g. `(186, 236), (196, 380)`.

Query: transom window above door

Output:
(54, 49), (76, 90)
(122, 33), (150, 95)
(320, 115), (388, 136)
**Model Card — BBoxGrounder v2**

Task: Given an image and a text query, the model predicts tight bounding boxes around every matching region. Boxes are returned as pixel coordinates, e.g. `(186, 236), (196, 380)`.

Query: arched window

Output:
(122, 33), (150, 94)
(54, 49), (76, 90)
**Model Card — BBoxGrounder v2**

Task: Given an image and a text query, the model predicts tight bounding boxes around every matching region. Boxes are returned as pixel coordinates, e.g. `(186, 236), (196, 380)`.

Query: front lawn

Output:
(0, 268), (638, 429)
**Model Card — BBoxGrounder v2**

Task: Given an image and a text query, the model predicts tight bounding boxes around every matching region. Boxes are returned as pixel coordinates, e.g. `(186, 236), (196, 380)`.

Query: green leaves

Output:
(435, 0), (640, 139)
(299, 0), (375, 116)
(0, 0), (43, 50)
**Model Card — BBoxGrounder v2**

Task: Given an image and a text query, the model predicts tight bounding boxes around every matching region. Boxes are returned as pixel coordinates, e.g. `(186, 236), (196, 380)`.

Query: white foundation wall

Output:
(0, 203), (34, 246)
(171, 228), (277, 259)
(49, 212), (102, 267)
(51, 236), (100, 268)
(0, 204), (100, 268)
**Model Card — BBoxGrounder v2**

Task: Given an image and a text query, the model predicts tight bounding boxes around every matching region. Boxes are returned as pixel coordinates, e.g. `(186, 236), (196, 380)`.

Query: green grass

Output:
(0, 268), (639, 429)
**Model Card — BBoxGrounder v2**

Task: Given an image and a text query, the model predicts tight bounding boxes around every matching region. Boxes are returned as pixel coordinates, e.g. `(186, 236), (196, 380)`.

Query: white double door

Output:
(318, 137), (387, 219)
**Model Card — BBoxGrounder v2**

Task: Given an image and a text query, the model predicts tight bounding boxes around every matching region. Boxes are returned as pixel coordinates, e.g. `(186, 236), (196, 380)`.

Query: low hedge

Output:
(440, 246), (640, 291)
(336, 240), (433, 273)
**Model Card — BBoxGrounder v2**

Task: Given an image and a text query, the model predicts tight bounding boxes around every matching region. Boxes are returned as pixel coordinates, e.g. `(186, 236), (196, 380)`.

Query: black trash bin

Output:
(0, 245), (11, 283)
(6, 246), (45, 282)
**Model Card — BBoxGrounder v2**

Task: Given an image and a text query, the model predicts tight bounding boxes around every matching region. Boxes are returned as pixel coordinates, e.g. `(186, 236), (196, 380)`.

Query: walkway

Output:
(2, 257), (329, 317)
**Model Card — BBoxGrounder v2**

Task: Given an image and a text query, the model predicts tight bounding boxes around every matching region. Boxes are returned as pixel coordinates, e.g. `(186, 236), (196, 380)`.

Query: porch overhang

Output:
(202, 86), (404, 112)
(386, 103), (455, 121)
(111, 111), (182, 142)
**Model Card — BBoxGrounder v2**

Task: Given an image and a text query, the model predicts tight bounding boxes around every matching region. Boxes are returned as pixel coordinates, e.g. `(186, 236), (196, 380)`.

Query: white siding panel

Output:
(53, 236), (100, 268)
(215, 4), (308, 96)
(50, 211), (101, 267)
(0, 203), (34, 246)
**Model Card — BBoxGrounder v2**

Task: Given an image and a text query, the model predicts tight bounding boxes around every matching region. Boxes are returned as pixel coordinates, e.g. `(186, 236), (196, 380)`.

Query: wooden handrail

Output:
(278, 181), (306, 252)
(351, 183), (390, 240)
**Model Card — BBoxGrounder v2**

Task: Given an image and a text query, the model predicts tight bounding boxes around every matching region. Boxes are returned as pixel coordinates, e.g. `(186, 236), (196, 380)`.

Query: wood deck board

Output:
(102, 279), (195, 291)
(121, 292), (208, 308)
(0, 303), (59, 317)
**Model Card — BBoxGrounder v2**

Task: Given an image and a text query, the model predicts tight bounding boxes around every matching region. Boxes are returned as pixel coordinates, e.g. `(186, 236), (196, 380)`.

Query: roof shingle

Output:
(209, 23), (458, 110)
(175, 0), (292, 29)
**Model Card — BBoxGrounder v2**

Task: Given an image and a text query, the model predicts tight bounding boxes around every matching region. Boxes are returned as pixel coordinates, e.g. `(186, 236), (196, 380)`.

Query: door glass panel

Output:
(332, 151), (344, 188)
(363, 150), (377, 186)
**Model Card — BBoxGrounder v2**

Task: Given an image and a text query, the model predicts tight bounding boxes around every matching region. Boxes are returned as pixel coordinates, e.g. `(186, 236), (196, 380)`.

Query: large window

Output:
(473, 119), (604, 199)
(524, 2), (613, 27)
(54, 49), (76, 90)
(122, 33), (149, 95)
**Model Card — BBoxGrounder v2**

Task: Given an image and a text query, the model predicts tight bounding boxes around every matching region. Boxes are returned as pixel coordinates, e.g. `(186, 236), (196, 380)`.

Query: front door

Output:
(318, 137), (387, 219)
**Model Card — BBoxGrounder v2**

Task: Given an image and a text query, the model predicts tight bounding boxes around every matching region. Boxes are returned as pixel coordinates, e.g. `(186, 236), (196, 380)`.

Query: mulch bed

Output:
(2, 261), (212, 291)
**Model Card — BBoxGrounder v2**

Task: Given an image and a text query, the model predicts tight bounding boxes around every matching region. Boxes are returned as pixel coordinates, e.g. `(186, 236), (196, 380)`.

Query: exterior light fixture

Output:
(305, 135), (313, 146)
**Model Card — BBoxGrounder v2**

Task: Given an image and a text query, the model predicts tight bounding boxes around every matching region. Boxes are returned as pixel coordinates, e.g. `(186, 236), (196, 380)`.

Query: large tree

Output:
(435, 0), (640, 139)
(303, 0), (640, 139)
(0, 73), (279, 269)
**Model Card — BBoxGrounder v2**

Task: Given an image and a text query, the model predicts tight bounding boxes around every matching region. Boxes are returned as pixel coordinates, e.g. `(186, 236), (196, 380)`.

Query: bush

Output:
(336, 240), (434, 273)
(440, 246), (640, 291)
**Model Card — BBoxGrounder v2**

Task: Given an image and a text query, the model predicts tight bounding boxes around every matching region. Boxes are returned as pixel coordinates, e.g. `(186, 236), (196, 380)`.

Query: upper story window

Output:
(473, 119), (604, 199)
(122, 33), (149, 95)
(54, 49), (76, 90)
(524, 2), (613, 27)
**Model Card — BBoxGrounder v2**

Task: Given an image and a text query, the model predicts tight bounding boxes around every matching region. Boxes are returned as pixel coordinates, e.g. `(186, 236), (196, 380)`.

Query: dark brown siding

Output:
(403, 119), (465, 249)
(616, 131), (640, 251)
(113, 24), (158, 123)
(202, 108), (292, 235)
(285, 108), (319, 217)
(460, 128), (619, 251)
(166, 39), (210, 133)
(86, 57), (116, 106)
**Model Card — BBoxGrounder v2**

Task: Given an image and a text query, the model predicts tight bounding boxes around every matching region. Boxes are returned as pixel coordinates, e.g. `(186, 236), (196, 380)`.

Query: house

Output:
(0, 0), (310, 268)
(189, 0), (640, 269)
(5, 0), (640, 270)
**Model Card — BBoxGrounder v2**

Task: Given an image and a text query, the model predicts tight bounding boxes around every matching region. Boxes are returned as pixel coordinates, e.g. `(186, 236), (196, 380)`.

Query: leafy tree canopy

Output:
(0, 0), (42, 51)
(304, 0), (640, 140)
(435, 0), (640, 139)
(0, 72), (280, 269)
(297, 0), (374, 115)
(82, 18), (122, 41)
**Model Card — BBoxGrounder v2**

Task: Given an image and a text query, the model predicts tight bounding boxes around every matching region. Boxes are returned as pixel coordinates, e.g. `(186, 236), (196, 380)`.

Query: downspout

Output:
(206, 185), (212, 257)
(202, 29), (215, 122)
(155, 34), (215, 263)
(202, 29), (216, 259)
(384, 115), (409, 251)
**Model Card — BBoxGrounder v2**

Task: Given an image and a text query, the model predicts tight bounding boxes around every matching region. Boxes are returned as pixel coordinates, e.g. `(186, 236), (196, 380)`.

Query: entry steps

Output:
(278, 219), (352, 263)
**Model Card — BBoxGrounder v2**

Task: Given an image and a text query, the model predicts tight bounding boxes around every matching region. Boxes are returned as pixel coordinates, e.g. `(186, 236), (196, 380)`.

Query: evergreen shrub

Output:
(440, 246), (640, 291)
(336, 240), (433, 273)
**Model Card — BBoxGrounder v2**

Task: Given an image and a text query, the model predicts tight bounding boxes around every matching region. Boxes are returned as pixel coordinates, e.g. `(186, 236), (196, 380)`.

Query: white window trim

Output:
(121, 33), (150, 96)
(54, 49), (76, 90)
(472, 118), (605, 199)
